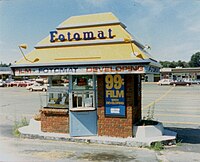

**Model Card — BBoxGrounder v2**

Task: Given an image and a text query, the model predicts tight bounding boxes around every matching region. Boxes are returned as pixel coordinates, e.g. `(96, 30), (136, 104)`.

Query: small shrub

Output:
(143, 102), (155, 121)
(12, 117), (29, 137)
(176, 139), (182, 146)
(149, 142), (164, 151)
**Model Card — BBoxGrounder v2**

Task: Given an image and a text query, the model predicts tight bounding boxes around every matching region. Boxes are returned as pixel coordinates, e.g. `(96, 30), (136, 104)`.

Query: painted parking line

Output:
(161, 120), (200, 126)
(143, 87), (175, 109)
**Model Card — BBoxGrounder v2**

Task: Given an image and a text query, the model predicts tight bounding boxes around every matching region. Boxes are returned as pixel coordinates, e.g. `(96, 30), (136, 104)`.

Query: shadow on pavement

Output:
(0, 124), (14, 138)
(166, 127), (200, 144)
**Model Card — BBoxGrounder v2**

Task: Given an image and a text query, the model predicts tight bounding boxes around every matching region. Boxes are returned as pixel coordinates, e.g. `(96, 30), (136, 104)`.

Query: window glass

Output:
(72, 75), (96, 108)
(51, 75), (69, 87)
(72, 75), (93, 90)
(46, 86), (69, 109)
(72, 91), (94, 108)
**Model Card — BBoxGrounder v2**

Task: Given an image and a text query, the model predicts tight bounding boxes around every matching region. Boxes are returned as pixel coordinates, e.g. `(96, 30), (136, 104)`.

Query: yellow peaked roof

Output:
(58, 12), (120, 28)
(15, 12), (153, 65)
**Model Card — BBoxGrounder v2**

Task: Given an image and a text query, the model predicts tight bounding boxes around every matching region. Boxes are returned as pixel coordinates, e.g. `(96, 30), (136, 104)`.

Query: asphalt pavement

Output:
(142, 84), (200, 129)
(142, 83), (200, 154)
(0, 84), (200, 161)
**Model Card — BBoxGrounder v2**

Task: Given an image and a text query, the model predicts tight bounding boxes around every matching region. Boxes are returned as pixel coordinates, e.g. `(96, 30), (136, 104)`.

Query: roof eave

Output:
(11, 59), (156, 68)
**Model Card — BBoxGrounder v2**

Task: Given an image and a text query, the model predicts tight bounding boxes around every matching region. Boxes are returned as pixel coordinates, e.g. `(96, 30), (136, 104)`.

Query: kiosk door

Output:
(69, 75), (97, 137)
(70, 109), (97, 137)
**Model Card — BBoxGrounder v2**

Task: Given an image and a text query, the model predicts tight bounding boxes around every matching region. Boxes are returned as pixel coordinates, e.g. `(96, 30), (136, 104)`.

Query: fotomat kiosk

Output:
(11, 12), (160, 138)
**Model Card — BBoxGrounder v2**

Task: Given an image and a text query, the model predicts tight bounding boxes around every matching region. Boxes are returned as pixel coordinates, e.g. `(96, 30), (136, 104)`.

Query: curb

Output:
(19, 119), (177, 148)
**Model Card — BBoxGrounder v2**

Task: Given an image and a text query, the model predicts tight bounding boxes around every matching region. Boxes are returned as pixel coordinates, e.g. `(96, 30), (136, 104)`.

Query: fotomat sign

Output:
(50, 28), (115, 42)
(14, 65), (146, 76)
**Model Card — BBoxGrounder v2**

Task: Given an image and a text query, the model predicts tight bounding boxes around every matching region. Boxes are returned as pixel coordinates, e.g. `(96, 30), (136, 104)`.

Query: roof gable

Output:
(15, 12), (154, 65)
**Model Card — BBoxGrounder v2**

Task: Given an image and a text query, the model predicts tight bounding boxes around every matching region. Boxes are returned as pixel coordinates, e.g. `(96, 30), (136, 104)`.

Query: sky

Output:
(0, 0), (200, 64)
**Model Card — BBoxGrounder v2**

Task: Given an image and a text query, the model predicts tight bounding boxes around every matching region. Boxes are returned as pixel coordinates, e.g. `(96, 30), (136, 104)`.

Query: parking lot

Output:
(142, 84), (200, 146)
(142, 83), (200, 128)
(1, 83), (199, 126)
(0, 84), (200, 161)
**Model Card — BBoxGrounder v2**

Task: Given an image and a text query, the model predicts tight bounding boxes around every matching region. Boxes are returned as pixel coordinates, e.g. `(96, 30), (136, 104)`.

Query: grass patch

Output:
(176, 139), (182, 146)
(148, 142), (164, 151)
(12, 117), (29, 137)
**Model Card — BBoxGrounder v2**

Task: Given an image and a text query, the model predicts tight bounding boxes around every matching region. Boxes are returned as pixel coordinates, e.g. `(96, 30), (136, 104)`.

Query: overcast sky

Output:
(0, 0), (200, 64)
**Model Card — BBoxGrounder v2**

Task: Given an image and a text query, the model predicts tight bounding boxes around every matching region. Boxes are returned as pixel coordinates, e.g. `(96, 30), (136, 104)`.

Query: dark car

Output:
(170, 80), (191, 86)
(183, 79), (200, 85)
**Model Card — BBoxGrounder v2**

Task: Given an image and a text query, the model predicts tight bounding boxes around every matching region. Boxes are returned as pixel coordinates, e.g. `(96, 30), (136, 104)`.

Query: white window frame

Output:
(69, 75), (97, 110)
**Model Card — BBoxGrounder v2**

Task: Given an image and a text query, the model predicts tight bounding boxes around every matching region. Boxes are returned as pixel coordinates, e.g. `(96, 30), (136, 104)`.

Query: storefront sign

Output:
(105, 74), (126, 117)
(77, 78), (87, 86)
(14, 65), (146, 76)
(50, 29), (115, 43)
(144, 66), (160, 74)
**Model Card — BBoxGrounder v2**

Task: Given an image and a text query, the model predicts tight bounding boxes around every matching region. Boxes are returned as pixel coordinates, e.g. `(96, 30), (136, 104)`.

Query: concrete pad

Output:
(19, 119), (177, 147)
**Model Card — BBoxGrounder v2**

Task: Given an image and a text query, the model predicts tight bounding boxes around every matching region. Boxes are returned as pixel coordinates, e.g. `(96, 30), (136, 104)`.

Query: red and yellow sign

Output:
(14, 65), (145, 76)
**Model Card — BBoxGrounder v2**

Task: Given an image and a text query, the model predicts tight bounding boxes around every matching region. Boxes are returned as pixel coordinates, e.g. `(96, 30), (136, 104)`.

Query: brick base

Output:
(41, 108), (69, 133)
(98, 106), (133, 138)
(97, 74), (141, 138)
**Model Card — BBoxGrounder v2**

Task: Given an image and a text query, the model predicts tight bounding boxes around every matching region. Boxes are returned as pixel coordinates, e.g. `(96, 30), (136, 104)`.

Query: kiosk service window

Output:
(46, 75), (69, 109)
(47, 87), (69, 109)
(72, 75), (96, 109)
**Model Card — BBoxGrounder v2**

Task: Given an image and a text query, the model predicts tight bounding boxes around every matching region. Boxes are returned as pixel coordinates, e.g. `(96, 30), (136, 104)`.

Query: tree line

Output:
(160, 52), (200, 68)
(0, 62), (11, 67)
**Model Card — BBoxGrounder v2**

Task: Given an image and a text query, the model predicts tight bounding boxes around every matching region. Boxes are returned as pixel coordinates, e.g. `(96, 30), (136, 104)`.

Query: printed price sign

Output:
(105, 74), (126, 117)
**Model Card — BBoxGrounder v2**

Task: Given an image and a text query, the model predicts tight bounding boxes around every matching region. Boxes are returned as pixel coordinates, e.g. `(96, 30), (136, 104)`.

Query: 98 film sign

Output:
(105, 74), (126, 117)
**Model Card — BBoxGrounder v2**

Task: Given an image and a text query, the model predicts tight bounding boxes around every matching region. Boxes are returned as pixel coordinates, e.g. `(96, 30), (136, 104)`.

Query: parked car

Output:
(17, 80), (34, 87)
(170, 80), (191, 86)
(26, 83), (48, 91)
(6, 80), (19, 87)
(0, 80), (6, 87)
(157, 79), (173, 85)
(193, 80), (200, 84)
(183, 78), (200, 84)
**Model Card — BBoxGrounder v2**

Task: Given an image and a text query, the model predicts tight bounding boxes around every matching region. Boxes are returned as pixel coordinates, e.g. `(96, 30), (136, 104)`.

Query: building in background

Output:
(160, 67), (200, 80)
(0, 67), (12, 80)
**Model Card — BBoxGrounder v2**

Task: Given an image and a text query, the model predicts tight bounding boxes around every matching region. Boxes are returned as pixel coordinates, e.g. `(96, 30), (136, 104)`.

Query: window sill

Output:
(42, 107), (69, 115)
(70, 107), (96, 112)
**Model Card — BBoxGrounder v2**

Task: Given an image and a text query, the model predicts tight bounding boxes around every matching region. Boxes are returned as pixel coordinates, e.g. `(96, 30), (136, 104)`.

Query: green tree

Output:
(160, 61), (171, 68)
(160, 60), (189, 68)
(169, 61), (177, 68)
(177, 60), (189, 68)
(0, 62), (11, 67)
(189, 52), (200, 67)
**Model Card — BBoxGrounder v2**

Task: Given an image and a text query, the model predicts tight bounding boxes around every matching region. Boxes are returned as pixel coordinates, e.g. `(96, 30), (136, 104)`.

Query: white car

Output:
(0, 80), (5, 87)
(26, 83), (48, 92)
(157, 79), (173, 85)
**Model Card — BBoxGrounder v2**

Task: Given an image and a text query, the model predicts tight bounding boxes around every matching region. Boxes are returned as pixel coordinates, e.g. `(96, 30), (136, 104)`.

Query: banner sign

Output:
(14, 65), (146, 76)
(105, 74), (126, 117)
(144, 66), (160, 74)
